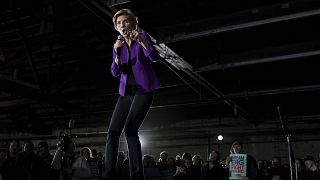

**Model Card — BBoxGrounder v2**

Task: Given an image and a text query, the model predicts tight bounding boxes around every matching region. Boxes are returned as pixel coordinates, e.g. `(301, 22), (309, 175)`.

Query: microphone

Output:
(116, 35), (124, 58)
(117, 34), (124, 40)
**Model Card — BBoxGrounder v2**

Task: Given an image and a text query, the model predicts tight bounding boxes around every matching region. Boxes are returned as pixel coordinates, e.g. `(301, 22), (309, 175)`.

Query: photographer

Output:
(51, 134), (91, 180)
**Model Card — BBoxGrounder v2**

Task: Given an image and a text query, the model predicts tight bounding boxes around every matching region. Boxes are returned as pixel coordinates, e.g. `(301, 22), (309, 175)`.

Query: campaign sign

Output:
(229, 154), (247, 179)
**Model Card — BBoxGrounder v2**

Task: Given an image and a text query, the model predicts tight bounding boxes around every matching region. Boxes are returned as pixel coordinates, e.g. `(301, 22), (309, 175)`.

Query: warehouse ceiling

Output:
(1, 0), (320, 142)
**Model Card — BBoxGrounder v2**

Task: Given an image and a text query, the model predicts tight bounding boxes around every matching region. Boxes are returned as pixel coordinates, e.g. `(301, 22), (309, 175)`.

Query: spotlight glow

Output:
(140, 136), (146, 147)
(217, 134), (223, 141)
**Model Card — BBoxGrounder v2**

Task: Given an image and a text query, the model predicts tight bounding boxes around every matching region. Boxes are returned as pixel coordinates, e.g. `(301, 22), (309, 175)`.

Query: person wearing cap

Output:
(301, 155), (320, 180)
(229, 141), (259, 180)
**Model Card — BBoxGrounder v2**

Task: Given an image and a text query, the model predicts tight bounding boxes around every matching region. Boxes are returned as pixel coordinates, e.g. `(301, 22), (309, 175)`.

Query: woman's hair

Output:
(113, 9), (138, 29)
(80, 147), (92, 158)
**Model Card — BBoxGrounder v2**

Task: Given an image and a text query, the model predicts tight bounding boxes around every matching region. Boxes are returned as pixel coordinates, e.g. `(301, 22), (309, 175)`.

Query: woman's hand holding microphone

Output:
(114, 35), (124, 65)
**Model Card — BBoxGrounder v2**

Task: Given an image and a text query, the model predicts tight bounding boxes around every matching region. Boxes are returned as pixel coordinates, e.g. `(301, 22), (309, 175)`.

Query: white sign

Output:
(229, 154), (247, 179)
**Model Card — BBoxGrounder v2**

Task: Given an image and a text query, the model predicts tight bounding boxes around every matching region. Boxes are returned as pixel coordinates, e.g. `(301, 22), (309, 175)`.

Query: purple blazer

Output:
(110, 32), (161, 96)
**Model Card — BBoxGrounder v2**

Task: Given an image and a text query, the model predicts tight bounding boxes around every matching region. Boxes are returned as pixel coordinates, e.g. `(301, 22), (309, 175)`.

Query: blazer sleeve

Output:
(140, 32), (160, 62)
(110, 49), (121, 77)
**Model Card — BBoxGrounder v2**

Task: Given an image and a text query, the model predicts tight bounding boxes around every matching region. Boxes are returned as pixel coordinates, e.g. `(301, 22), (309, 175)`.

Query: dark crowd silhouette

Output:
(0, 139), (319, 180)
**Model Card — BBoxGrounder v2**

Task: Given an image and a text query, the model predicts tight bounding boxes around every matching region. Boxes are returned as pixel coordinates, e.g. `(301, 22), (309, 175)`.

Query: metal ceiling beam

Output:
(155, 43), (250, 119)
(159, 1), (320, 43)
(0, 74), (40, 90)
(0, 98), (36, 107)
(196, 41), (320, 72)
(226, 84), (320, 98)
(2, 82), (320, 120)
(53, 67), (82, 94)
(0, 74), (101, 120)
(78, 0), (115, 29)
(2, 121), (320, 142)
(9, 0), (45, 94)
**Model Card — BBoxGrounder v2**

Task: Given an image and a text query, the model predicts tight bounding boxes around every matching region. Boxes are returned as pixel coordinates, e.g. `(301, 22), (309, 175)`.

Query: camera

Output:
(57, 133), (72, 148)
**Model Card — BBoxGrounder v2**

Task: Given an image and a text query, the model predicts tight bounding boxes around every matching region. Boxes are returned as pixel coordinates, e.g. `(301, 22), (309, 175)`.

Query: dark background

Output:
(0, 0), (320, 145)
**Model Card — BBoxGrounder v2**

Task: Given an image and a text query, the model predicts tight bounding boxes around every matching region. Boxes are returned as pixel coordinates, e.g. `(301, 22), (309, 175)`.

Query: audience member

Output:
(200, 150), (227, 180)
(15, 140), (44, 180)
(51, 135), (91, 180)
(81, 147), (102, 180)
(269, 156), (289, 180)
(229, 141), (259, 180)
(37, 141), (54, 179)
(115, 151), (130, 180)
(301, 155), (320, 180)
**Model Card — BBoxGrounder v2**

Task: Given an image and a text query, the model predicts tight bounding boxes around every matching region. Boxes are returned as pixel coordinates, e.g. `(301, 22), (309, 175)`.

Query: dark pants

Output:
(104, 91), (153, 180)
